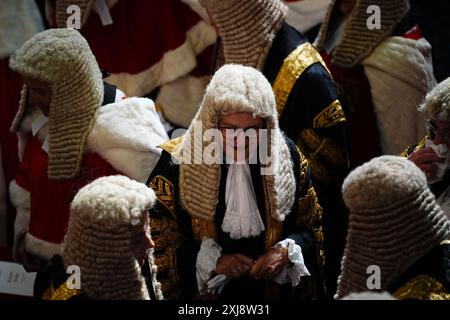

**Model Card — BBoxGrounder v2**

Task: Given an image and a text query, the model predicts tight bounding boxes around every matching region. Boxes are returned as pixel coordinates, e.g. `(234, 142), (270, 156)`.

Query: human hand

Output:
(408, 147), (445, 180)
(248, 247), (289, 280)
(215, 254), (254, 279)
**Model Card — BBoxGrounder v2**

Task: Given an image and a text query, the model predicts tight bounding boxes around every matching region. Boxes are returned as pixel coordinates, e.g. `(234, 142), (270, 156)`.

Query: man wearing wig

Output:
(146, 64), (322, 299)
(199, 0), (351, 297)
(404, 77), (450, 218)
(8, 28), (168, 272)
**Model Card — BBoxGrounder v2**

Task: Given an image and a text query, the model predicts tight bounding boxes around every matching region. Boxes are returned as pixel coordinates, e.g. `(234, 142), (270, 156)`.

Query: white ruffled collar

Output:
(221, 164), (265, 239)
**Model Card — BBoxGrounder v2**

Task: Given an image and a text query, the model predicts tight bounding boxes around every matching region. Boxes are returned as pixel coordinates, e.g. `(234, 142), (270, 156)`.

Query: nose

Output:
(145, 232), (155, 249)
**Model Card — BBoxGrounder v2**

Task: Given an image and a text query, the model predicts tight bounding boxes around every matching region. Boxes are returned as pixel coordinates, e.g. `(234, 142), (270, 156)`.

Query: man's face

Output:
(218, 112), (265, 162)
(340, 0), (357, 15)
(23, 77), (52, 117)
(427, 119), (450, 149)
(130, 213), (154, 266)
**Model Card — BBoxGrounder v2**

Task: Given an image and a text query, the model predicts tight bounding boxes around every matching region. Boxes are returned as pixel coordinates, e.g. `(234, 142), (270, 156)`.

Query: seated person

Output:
(146, 64), (323, 299)
(34, 175), (161, 300)
(335, 155), (450, 300)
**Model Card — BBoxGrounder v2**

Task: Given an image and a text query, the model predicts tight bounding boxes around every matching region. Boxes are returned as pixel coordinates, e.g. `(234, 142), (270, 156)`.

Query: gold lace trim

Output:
(42, 281), (81, 300)
(158, 136), (184, 159)
(149, 175), (176, 219)
(313, 99), (346, 129)
(272, 42), (331, 116)
(296, 128), (346, 185)
(151, 215), (182, 299)
(394, 275), (450, 300)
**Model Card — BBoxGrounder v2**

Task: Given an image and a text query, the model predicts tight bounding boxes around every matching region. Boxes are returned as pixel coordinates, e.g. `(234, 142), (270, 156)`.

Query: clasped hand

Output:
(215, 247), (289, 280)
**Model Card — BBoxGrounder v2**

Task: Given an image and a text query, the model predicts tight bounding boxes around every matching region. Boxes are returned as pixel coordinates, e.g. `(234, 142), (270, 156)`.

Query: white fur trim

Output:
(362, 36), (436, 155)
(272, 239), (310, 287)
(284, 0), (331, 33)
(24, 232), (61, 262)
(114, 88), (126, 102)
(9, 180), (30, 259)
(86, 97), (169, 183)
(156, 75), (210, 128)
(106, 20), (216, 97)
(0, 0), (44, 58)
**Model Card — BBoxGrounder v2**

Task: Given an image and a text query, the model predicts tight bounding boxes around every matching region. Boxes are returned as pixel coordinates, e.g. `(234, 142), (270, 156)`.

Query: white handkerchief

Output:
(206, 274), (229, 294)
(221, 164), (265, 239)
(425, 140), (450, 184)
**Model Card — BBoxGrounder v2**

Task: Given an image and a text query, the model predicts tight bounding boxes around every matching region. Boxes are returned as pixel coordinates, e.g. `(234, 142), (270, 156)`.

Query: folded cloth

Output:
(425, 139), (450, 184)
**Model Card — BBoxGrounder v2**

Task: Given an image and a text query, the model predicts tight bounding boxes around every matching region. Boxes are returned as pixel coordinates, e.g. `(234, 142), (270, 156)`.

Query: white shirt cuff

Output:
(271, 238), (310, 287)
(196, 237), (229, 294)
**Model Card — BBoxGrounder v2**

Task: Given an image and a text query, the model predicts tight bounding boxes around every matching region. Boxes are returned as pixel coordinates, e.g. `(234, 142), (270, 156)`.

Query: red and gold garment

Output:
(15, 136), (118, 244)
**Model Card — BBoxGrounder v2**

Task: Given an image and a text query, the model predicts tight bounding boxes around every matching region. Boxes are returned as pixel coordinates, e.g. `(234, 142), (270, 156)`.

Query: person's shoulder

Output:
(276, 25), (334, 89)
(147, 136), (184, 185)
(267, 21), (309, 64)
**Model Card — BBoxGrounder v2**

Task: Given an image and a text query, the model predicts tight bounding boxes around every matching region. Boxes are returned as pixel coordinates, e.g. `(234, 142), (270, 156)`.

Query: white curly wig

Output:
(419, 76), (450, 121)
(63, 175), (162, 300)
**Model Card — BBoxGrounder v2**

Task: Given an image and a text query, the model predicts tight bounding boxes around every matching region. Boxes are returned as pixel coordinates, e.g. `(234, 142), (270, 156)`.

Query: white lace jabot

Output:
(221, 164), (265, 239)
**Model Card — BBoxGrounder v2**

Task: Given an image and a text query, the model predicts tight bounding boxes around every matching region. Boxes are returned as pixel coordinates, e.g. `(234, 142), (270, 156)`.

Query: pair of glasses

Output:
(218, 123), (266, 133)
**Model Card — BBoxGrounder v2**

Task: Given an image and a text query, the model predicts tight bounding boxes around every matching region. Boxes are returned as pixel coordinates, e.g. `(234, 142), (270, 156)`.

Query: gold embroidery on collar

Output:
(159, 136), (184, 159)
